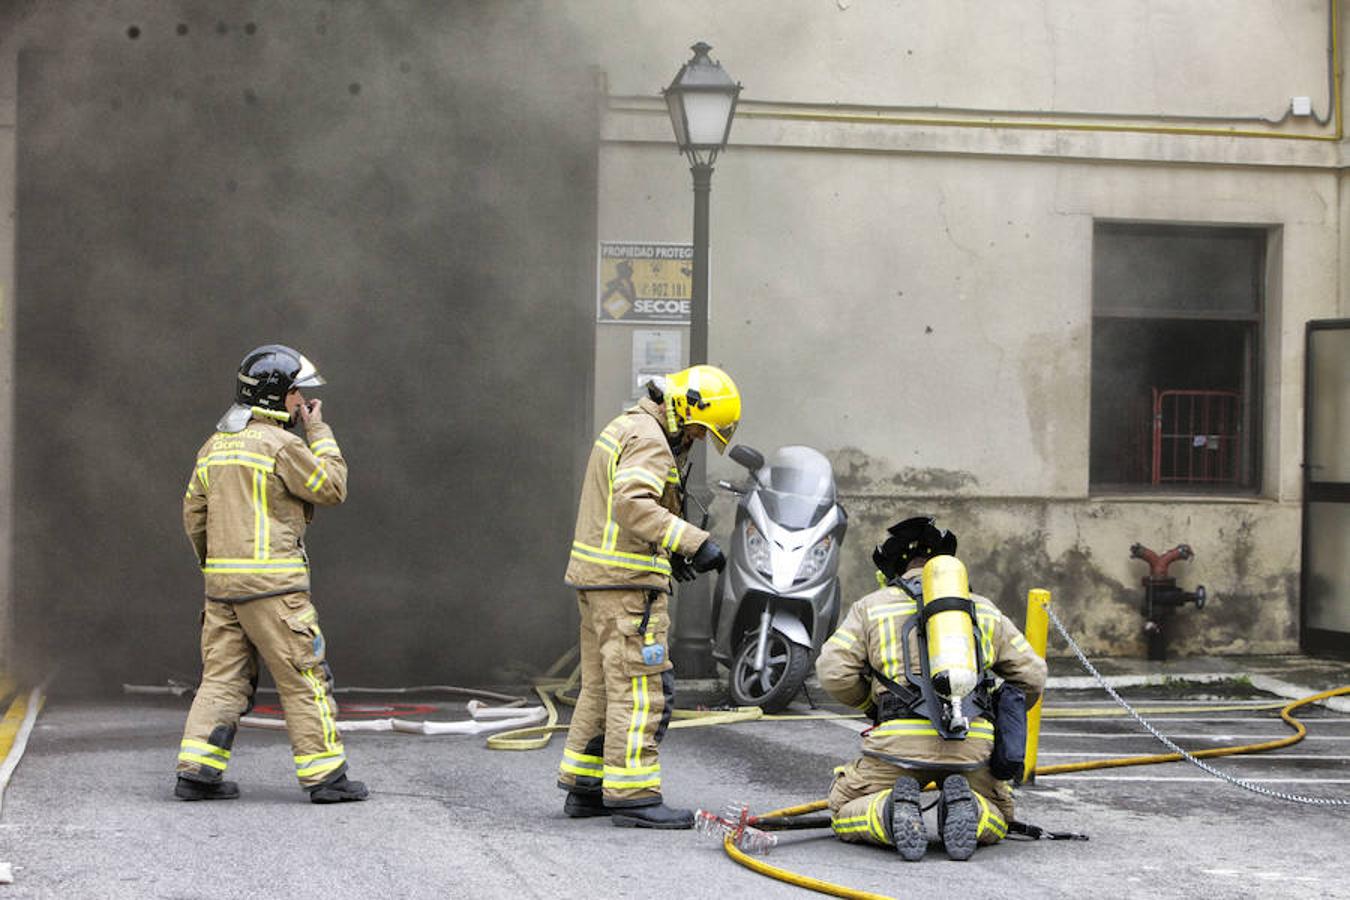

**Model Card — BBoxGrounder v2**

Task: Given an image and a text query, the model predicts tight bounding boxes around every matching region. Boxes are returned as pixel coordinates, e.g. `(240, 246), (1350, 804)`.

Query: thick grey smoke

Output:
(13, 2), (599, 693)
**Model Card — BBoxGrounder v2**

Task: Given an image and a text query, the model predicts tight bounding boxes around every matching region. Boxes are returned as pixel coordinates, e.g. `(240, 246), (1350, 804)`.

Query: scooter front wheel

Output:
(727, 629), (811, 714)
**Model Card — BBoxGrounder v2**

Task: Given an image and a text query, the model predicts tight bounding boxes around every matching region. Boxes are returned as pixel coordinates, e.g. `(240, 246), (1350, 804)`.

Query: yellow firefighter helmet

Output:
(664, 365), (741, 453)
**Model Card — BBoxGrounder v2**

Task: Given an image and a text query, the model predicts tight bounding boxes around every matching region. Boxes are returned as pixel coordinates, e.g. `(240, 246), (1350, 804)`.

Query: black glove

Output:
(671, 555), (697, 582)
(691, 538), (726, 573)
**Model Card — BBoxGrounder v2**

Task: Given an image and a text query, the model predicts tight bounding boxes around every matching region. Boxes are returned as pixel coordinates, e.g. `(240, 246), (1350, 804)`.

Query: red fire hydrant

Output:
(1129, 543), (1207, 661)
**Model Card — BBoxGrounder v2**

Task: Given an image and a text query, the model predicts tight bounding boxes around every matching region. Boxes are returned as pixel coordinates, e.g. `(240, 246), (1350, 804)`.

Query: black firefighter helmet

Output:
(873, 516), (958, 583)
(216, 344), (326, 432)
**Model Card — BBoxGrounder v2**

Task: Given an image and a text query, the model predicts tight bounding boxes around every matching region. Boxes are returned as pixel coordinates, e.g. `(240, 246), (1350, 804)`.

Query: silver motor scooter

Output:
(711, 444), (847, 712)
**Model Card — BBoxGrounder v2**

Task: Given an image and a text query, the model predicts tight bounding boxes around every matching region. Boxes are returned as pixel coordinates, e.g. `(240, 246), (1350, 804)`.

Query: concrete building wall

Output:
(584, 0), (1346, 656)
(0, 1), (1342, 676)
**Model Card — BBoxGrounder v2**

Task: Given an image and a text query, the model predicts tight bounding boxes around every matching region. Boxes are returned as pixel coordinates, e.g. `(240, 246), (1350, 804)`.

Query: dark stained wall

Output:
(13, 3), (597, 693)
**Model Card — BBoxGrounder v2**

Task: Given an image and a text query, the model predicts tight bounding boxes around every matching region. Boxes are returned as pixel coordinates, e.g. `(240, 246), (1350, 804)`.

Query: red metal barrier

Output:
(1151, 389), (1242, 485)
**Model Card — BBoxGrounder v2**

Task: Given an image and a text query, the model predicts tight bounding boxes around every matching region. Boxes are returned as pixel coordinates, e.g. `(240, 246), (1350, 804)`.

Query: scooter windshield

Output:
(758, 446), (837, 529)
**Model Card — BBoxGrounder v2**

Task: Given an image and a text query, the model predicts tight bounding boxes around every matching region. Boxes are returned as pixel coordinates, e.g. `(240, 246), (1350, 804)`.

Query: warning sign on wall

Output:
(597, 242), (697, 324)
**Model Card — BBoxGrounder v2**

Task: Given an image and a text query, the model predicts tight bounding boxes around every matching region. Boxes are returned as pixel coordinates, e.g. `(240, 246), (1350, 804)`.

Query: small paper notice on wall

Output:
(630, 330), (684, 408)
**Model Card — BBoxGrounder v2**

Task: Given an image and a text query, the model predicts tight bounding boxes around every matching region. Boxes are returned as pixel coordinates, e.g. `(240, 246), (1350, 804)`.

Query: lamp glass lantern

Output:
(663, 42), (742, 166)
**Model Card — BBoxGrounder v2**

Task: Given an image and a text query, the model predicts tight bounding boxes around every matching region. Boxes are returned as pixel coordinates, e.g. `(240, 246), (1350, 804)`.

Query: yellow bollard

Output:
(1022, 589), (1051, 784)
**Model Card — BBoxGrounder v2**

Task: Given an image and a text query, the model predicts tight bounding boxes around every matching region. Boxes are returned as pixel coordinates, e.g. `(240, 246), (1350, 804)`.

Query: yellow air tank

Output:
(921, 555), (978, 733)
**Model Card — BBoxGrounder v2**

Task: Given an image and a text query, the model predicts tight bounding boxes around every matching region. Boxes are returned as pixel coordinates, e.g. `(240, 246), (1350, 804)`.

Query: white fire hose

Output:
(122, 682), (548, 737)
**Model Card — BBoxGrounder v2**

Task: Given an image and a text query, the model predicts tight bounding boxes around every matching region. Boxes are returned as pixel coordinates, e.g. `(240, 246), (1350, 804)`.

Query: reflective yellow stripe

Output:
(881, 613), (901, 680)
(602, 762), (661, 791)
(666, 466), (680, 485)
(603, 443), (622, 551)
(181, 739), (231, 759)
(563, 748), (603, 765)
(832, 816), (872, 835)
(867, 602), (917, 620)
(201, 450), (276, 465)
(828, 629), (858, 649)
(867, 790), (890, 843)
(295, 746), (346, 778)
(561, 745), (606, 776)
(569, 543), (672, 575)
(594, 432), (621, 456)
(251, 471), (267, 560)
(308, 438), (340, 457)
(614, 467), (664, 492)
(626, 675), (649, 769)
(202, 557), (307, 574)
(875, 721), (940, 738)
(301, 667), (340, 752)
(294, 749), (344, 765)
(198, 451), (275, 473)
(662, 518), (687, 552)
(975, 791), (1007, 840)
(178, 752), (228, 771)
(873, 718), (995, 740)
(305, 463), (328, 492)
(296, 756), (346, 778)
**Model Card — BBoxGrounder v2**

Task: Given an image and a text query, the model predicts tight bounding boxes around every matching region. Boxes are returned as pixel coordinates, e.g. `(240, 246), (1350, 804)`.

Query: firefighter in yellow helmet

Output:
(557, 364), (741, 828)
(175, 345), (368, 804)
(817, 517), (1046, 860)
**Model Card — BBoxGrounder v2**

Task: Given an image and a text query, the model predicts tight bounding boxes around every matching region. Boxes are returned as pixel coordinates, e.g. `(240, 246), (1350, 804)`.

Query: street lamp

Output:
(663, 42), (740, 677)
(663, 41), (741, 368)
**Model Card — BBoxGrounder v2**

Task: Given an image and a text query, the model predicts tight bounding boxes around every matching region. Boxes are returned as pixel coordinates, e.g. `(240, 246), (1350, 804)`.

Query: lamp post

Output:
(663, 42), (740, 677)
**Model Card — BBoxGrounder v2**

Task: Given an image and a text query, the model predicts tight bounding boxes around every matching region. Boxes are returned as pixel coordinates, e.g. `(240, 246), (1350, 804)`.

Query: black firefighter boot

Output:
(563, 790), (611, 818)
(937, 775), (979, 861)
(174, 776), (240, 801)
(609, 801), (694, 830)
(309, 773), (370, 804)
(887, 776), (928, 861)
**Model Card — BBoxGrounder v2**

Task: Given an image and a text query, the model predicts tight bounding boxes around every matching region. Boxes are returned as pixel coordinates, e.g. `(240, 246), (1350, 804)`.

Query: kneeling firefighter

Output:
(556, 365), (741, 828)
(816, 517), (1046, 860)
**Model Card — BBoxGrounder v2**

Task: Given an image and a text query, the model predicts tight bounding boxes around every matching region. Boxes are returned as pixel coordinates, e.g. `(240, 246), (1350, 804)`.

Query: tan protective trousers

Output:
(176, 592), (348, 790)
(828, 753), (1012, 848)
(556, 589), (675, 807)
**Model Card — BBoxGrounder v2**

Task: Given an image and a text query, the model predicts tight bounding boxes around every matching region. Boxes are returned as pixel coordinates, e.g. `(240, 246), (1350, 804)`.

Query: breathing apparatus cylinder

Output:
(921, 555), (979, 734)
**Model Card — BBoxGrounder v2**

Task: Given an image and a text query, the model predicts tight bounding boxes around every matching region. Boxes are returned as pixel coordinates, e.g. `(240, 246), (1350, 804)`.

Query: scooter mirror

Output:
(729, 444), (765, 472)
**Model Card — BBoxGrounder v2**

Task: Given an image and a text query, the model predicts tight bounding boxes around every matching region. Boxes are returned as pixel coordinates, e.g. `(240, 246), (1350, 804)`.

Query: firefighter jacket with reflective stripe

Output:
(183, 415), (347, 601)
(564, 397), (710, 593)
(816, 568), (1047, 771)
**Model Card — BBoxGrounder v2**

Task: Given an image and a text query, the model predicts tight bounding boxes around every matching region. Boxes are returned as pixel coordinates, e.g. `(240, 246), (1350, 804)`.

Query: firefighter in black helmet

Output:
(817, 516), (1046, 860)
(176, 344), (367, 803)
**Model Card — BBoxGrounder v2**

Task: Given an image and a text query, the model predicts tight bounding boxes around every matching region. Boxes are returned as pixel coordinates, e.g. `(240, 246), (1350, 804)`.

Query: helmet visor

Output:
(703, 418), (737, 453)
(293, 354), (326, 389)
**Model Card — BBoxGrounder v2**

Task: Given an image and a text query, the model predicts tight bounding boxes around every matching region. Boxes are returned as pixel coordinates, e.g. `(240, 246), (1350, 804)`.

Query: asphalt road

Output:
(1, 681), (1348, 899)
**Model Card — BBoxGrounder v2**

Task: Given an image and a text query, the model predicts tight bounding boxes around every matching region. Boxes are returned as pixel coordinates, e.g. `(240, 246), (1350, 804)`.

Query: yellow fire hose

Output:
(489, 589), (1349, 899)
(487, 653), (1350, 899)
(719, 684), (1350, 900)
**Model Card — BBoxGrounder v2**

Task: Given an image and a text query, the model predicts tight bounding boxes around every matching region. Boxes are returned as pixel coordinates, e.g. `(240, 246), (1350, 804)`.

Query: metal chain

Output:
(1046, 604), (1350, 806)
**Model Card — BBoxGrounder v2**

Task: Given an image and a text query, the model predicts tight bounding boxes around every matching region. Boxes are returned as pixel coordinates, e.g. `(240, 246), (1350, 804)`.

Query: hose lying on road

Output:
(718, 682), (1350, 900)
(124, 682), (541, 736)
